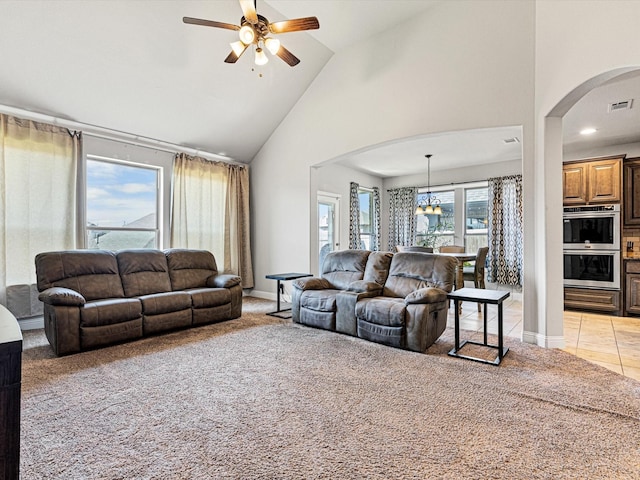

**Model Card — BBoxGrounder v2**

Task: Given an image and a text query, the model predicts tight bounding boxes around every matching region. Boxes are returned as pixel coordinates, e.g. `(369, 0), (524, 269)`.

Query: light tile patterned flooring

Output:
(447, 297), (640, 381)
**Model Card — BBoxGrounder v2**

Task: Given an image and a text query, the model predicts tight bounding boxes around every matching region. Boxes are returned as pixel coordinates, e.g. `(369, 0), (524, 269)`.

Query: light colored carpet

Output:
(20, 297), (640, 479)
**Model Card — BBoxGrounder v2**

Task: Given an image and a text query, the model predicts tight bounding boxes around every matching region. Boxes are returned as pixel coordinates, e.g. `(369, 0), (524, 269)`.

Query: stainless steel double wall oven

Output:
(563, 204), (621, 290)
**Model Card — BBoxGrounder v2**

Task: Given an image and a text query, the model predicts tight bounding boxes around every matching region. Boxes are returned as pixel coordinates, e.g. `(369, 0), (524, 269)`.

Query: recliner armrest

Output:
(38, 287), (86, 306)
(292, 277), (332, 291)
(405, 287), (447, 305)
(346, 280), (383, 294)
(208, 274), (242, 288)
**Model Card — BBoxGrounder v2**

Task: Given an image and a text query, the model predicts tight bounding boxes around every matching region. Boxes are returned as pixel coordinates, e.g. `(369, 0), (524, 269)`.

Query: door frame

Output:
(315, 191), (341, 275)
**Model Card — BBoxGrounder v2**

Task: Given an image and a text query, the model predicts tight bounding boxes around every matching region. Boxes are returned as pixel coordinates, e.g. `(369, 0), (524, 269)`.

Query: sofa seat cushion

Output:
(139, 291), (192, 316)
(355, 297), (406, 327)
(188, 288), (230, 309)
(300, 290), (338, 313)
(80, 298), (142, 327)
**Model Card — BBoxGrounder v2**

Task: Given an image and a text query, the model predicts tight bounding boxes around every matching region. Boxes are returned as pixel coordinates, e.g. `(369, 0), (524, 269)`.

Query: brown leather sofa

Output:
(35, 249), (242, 356)
(292, 250), (456, 352)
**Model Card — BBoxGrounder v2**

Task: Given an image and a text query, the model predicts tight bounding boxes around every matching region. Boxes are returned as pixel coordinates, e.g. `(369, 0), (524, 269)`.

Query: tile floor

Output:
(448, 296), (640, 381)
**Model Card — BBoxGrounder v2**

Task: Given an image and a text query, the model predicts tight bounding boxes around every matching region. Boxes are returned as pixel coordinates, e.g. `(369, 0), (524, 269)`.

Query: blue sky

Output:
(86, 159), (157, 227)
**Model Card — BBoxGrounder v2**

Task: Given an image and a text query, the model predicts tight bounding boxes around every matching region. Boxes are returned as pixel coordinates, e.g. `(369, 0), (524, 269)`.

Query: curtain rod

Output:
(387, 178), (489, 192)
(0, 104), (242, 165)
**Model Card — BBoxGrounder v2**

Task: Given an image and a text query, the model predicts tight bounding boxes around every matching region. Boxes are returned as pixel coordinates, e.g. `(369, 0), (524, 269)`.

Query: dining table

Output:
(439, 251), (477, 291)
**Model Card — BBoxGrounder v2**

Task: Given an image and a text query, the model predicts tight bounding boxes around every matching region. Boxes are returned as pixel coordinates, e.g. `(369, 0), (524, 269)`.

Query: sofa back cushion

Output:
(117, 249), (172, 297)
(363, 252), (393, 285)
(165, 249), (218, 290)
(383, 252), (457, 298)
(321, 249), (371, 290)
(35, 250), (125, 301)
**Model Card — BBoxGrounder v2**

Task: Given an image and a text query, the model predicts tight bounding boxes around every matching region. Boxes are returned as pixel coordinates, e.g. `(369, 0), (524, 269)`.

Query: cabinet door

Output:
(587, 159), (621, 204)
(623, 158), (640, 226)
(563, 163), (588, 205)
(626, 273), (640, 315)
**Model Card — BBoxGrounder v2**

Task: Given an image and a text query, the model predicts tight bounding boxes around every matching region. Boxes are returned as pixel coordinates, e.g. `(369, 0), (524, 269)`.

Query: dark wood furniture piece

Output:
(624, 259), (640, 316)
(265, 272), (312, 318)
(447, 288), (510, 366)
(564, 287), (621, 315)
(0, 305), (22, 480)
(439, 252), (477, 292)
(563, 156), (623, 206)
(623, 157), (640, 226)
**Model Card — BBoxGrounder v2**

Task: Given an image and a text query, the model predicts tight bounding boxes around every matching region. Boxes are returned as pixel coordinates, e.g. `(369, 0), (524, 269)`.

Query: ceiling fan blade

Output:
(269, 17), (319, 34)
(238, 0), (259, 24)
(224, 44), (249, 63)
(276, 45), (300, 67)
(183, 17), (240, 31)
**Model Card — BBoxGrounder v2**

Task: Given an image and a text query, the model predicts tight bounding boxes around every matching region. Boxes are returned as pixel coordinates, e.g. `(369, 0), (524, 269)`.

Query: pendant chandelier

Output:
(415, 154), (442, 216)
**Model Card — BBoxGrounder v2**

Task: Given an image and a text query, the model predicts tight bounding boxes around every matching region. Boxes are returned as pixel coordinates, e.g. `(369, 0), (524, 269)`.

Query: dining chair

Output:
(463, 246), (489, 311)
(439, 245), (465, 253)
(396, 245), (434, 253)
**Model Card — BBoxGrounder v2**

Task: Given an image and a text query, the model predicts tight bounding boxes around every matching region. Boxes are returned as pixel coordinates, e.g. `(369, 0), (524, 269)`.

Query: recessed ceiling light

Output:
(580, 128), (597, 135)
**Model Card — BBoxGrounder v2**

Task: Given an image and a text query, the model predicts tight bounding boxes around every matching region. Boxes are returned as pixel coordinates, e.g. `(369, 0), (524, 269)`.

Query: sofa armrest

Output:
(292, 277), (332, 291)
(38, 287), (86, 306)
(405, 287), (447, 305)
(346, 280), (383, 295)
(208, 274), (242, 288)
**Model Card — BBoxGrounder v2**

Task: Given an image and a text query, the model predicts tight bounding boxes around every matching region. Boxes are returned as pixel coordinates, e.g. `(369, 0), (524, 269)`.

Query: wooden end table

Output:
(447, 288), (510, 366)
(265, 272), (312, 318)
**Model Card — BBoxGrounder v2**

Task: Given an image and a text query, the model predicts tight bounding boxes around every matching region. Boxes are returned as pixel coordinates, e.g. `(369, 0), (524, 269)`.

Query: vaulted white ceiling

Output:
(1, 1), (638, 175)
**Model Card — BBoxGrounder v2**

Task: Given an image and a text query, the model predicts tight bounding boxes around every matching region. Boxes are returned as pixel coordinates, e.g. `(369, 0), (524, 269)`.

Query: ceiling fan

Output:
(183, 0), (320, 67)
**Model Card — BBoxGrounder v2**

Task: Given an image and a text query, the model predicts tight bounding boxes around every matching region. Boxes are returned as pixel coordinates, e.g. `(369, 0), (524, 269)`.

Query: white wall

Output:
(250, 0), (535, 296)
(532, 0), (640, 346)
(564, 142), (640, 163)
(311, 163), (383, 275)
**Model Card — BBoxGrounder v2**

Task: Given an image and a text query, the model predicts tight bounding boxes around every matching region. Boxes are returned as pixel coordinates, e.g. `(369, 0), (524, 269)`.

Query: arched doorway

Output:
(539, 67), (640, 374)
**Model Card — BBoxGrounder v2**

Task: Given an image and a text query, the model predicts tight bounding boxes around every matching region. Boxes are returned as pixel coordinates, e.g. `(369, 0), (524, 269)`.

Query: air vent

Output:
(503, 137), (520, 144)
(608, 99), (633, 112)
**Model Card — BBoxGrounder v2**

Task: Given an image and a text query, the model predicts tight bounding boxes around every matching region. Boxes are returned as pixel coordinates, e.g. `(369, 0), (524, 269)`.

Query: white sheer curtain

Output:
(171, 153), (254, 288)
(0, 114), (78, 313)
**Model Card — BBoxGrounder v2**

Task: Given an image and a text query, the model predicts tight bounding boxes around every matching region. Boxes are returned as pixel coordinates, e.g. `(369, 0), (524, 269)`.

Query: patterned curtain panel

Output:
(371, 187), (381, 251)
(348, 182), (361, 249)
(388, 187), (417, 251)
(487, 175), (523, 286)
(171, 153), (254, 288)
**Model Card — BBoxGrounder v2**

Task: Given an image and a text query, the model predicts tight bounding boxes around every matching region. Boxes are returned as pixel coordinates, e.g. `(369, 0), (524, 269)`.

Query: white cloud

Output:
(87, 187), (110, 200)
(114, 183), (156, 194)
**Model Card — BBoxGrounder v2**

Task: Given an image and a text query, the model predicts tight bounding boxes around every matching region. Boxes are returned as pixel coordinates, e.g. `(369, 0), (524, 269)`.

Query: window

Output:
(415, 190), (455, 250)
(358, 188), (373, 250)
(85, 156), (161, 250)
(465, 187), (489, 253)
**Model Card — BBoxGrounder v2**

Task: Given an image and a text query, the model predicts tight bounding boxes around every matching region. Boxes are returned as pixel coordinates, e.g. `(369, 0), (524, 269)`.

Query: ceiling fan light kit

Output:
(183, 0), (319, 68)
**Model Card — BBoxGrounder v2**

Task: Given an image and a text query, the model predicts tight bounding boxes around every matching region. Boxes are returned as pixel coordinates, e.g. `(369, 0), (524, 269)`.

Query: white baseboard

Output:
(247, 290), (277, 302)
(522, 330), (565, 349)
(19, 316), (44, 331)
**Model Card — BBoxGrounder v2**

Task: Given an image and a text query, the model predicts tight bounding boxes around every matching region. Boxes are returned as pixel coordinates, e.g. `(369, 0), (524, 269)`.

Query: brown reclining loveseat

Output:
(35, 248), (242, 356)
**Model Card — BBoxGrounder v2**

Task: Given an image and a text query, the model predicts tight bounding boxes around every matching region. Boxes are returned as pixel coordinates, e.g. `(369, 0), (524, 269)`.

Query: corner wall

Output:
(250, 0), (535, 297)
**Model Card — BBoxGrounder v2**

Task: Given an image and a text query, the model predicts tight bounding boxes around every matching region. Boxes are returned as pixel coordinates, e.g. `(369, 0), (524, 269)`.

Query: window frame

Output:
(83, 154), (163, 250)
(358, 187), (374, 250)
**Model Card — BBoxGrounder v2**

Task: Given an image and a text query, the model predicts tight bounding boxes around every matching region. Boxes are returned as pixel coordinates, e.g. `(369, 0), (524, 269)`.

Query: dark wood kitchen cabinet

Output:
(623, 157), (640, 226)
(564, 287), (621, 314)
(625, 260), (640, 316)
(563, 156), (622, 206)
